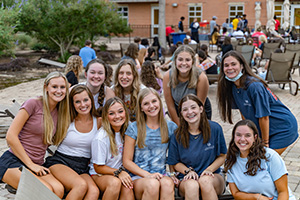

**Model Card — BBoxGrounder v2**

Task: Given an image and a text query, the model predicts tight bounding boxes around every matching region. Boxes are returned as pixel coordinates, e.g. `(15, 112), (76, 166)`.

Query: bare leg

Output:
(133, 178), (160, 200)
(159, 176), (174, 200)
(275, 147), (288, 155)
(119, 185), (134, 200)
(178, 179), (199, 200)
(49, 164), (88, 200)
(92, 175), (121, 200)
(80, 174), (100, 200)
(198, 174), (225, 200)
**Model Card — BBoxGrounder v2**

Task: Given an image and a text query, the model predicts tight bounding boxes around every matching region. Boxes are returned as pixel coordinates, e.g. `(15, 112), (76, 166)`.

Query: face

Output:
(234, 125), (256, 158)
(176, 51), (193, 75)
(46, 77), (67, 104)
(118, 64), (134, 90)
(223, 56), (243, 79)
(86, 63), (106, 88)
(141, 93), (160, 118)
(181, 99), (203, 125)
(73, 90), (92, 115)
(107, 102), (126, 132)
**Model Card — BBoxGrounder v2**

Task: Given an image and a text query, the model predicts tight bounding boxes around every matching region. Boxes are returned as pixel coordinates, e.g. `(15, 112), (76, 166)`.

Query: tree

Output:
(17, 0), (131, 61)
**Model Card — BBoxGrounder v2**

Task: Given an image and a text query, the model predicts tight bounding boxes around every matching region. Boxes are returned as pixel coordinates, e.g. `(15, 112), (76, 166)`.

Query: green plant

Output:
(57, 51), (72, 63)
(16, 33), (32, 50)
(99, 42), (108, 51)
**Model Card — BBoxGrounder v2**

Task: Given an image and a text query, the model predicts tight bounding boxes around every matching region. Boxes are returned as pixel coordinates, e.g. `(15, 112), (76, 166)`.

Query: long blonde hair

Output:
(42, 72), (70, 145)
(65, 55), (83, 80)
(169, 45), (200, 89)
(113, 59), (140, 121)
(136, 88), (168, 148)
(101, 97), (129, 156)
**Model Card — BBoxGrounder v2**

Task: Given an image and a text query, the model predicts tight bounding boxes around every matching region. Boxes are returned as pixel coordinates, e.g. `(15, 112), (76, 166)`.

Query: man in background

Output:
(178, 16), (185, 32)
(79, 40), (96, 68)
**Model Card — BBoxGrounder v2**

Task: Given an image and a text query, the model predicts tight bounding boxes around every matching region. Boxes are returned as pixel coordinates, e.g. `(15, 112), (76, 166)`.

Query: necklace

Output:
(192, 133), (201, 140)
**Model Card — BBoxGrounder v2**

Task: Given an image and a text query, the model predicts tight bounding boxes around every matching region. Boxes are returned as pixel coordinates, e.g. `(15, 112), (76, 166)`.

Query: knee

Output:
(74, 178), (88, 193)
(160, 177), (174, 194)
(198, 176), (214, 190)
(52, 183), (65, 199)
(107, 177), (122, 189)
(184, 179), (199, 194)
(88, 184), (100, 199)
(144, 179), (160, 195)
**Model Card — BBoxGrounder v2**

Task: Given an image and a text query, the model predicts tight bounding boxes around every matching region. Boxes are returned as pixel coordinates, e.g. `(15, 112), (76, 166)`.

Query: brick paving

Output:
(1, 39), (300, 199)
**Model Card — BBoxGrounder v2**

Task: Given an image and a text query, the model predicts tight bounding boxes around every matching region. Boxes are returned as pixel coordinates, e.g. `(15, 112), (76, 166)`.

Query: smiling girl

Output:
(90, 97), (134, 200)
(123, 88), (178, 200)
(113, 59), (145, 121)
(217, 51), (298, 155)
(163, 45), (211, 125)
(168, 94), (227, 200)
(0, 72), (70, 198)
(44, 85), (101, 199)
(225, 120), (296, 200)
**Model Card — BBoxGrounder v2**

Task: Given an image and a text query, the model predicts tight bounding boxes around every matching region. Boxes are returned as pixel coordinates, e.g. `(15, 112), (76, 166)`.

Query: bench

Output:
(207, 74), (219, 84)
(38, 58), (66, 70)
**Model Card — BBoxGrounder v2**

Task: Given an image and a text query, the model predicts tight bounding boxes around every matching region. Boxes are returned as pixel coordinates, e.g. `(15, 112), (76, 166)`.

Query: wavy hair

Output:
(125, 43), (139, 59)
(217, 51), (268, 124)
(101, 97), (129, 156)
(136, 88), (168, 148)
(69, 84), (99, 122)
(224, 120), (268, 176)
(169, 45), (199, 89)
(114, 59), (140, 121)
(85, 58), (108, 114)
(65, 55), (83, 80)
(140, 61), (161, 91)
(42, 72), (70, 145)
(176, 94), (210, 148)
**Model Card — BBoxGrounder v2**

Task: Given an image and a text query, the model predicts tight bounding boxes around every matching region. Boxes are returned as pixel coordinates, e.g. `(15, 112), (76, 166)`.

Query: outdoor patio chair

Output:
(236, 45), (255, 67)
(120, 43), (130, 57)
(15, 166), (60, 200)
(208, 35), (217, 52)
(258, 42), (281, 67)
(265, 52), (298, 96)
(285, 44), (300, 75)
(230, 38), (238, 50)
(217, 35), (225, 52)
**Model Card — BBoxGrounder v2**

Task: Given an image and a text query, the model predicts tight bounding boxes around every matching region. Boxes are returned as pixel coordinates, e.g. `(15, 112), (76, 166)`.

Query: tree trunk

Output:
(158, 0), (166, 50)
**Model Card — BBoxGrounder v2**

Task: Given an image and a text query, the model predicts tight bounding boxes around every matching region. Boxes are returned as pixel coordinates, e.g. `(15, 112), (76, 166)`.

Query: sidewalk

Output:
(0, 40), (300, 199)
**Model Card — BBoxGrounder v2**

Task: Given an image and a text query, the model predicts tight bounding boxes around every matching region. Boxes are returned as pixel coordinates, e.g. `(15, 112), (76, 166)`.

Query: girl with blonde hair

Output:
(90, 97), (134, 200)
(113, 59), (145, 121)
(163, 45), (211, 125)
(44, 84), (101, 199)
(123, 88), (178, 200)
(0, 72), (70, 198)
(65, 55), (83, 87)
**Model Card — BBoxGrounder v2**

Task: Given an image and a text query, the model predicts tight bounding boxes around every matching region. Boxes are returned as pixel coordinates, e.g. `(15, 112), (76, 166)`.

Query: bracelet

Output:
(113, 166), (125, 178)
(166, 172), (178, 177)
(184, 167), (195, 175)
(257, 193), (262, 200)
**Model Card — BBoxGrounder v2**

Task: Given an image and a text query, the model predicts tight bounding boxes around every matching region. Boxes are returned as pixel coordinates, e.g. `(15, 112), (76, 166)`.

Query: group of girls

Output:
(0, 44), (297, 200)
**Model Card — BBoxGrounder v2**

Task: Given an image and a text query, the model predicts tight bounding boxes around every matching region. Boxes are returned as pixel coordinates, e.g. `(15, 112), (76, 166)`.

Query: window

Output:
(188, 4), (202, 26)
(275, 4), (284, 24)
(117, 6), (128, 23)
(229, 5), (244, 22)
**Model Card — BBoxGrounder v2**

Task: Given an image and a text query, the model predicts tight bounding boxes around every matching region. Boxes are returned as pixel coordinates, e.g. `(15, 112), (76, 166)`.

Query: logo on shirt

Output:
(243, 100), (252, 107)
(204, 142), (214, 151)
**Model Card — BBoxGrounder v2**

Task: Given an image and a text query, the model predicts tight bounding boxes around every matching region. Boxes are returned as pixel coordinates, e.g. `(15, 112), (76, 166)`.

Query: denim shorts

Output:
(44, 151), (90, 175)
(0, 150), (26, 183)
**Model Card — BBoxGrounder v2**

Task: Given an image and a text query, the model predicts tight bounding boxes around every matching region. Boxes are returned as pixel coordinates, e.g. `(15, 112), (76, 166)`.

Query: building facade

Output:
(110, 0), (300, 38)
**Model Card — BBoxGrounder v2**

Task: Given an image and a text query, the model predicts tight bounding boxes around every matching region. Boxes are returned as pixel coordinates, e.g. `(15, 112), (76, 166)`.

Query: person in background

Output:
(141, 38), (150, 49)
(190, 18), (200, 43)
(79, 40), (97, 68)
(210, 16), (217, 35)
(211, 27), (220, 45)
(121, 43), (141, 70)
(225, 120), (296, 200)
(179, 16), (185, 32)
(198, 49), (218, 74)
(242, 14), (248, 31)
(65, 55), (83, 87)
(166, 25), (175, 47)
(221, 36), (233, 58)
(274, 15), (280, 32)
(237, 16), (244, 31)
(232, 15), (239, 31)
(140, 61), (163, 95)
(134, 37), (146, 50)
(0, 72), (70, 198)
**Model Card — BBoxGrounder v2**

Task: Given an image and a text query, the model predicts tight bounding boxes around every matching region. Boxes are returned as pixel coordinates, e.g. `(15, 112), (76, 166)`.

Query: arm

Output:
(174, 163), (199, 181)
(163, 71), (180, 125)
(275, 174), (289, 200)
(201, 154), (226, 177)
(105, 87), (115, 100)
(6, 109), (50, 176)
(96, 117), (102, 129)
(259, 116), (269, 147)
(196, 72), (209, 105)
(229, 183), (272, 200)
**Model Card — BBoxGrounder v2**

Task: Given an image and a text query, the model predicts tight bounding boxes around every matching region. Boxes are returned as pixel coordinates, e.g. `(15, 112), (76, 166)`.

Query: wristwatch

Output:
(113, 166), (125, 177)
(184, 167), (195, 175)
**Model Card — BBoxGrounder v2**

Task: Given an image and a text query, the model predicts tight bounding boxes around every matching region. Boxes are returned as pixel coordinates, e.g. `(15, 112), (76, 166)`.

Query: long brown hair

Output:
(69, 84), (99, 122)
(101, 97), (129, 156)
(136, 88), (168, 148)
(140, 61), (161, 91)
(217, 51), (268, 124)
(175, 94), (211, 148)
(224, 120), (268, 176)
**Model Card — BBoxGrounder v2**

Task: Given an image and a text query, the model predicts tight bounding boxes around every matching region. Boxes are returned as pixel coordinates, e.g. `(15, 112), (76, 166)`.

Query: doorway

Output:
(151, 6), (159, 37)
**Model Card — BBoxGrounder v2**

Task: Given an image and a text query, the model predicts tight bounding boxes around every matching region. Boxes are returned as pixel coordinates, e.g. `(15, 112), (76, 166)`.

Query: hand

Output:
(260, 195), (273, 200)
(183, 171), (198, 181)
(201, 170), (214, 177)
(147, 172), (163, 180)
(118, 171), (133, 189)
(170, 175), (180, 187)
(29, 163), (50, 176)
